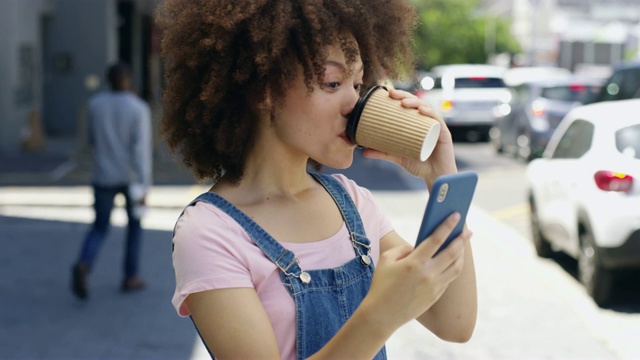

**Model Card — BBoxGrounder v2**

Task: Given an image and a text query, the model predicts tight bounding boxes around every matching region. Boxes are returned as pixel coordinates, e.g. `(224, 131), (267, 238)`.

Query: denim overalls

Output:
(180, 172), (387, 360)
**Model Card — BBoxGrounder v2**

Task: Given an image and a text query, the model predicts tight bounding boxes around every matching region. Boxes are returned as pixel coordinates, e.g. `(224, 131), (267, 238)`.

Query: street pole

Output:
(529, 0), (539, 66)
(484, 0), (513, 64)
(485, 17), (496, 63)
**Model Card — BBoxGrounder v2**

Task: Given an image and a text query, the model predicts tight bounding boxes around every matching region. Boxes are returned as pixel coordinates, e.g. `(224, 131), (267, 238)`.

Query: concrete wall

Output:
(0, 0), (53, 153)
(0, 0), (122, 154)
(42, 0), (117, 136)
(0, 1), (14, 153)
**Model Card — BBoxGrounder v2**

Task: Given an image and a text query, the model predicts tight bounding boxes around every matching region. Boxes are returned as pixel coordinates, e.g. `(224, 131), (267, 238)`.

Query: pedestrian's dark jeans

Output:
(78, 184), (142, 278)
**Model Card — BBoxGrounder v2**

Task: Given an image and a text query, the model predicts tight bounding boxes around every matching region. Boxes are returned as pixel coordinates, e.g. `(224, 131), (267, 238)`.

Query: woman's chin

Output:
(330, 156), (355, 170)
(315, 153), (354, 170)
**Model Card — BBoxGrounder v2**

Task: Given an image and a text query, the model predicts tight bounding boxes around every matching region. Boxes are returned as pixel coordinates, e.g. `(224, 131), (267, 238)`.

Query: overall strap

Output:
(309, 172), (372, 262)
(182, 192), (306, 283)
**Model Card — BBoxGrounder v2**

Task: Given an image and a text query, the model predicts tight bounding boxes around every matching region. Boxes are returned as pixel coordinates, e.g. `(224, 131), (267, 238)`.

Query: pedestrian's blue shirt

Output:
(87, 90), (152, 189)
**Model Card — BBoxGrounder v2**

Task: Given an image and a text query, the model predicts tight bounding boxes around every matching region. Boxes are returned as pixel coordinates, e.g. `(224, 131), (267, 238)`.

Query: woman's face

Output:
(271, 44), (364, 169)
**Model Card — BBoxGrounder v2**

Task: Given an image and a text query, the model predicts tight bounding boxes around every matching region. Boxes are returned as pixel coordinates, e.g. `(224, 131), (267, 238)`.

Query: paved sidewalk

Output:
(0, 137), (424, 190)
(0, 139), (632, 359)
(0, 215), (197, 359)
(0, 137), (197, 187)
(1, 185), (629, 360)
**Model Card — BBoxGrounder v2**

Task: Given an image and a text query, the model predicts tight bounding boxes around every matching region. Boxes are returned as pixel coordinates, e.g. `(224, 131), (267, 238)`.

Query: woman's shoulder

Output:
(176, 198), (229, 227)
(322, 172), (376, 204)
(173, 198), (248, 248)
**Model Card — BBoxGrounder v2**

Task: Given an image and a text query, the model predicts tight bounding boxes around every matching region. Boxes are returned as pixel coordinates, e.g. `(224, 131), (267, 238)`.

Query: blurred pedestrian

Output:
(71, 62), (153, 300)
(157, 1), (476, 359)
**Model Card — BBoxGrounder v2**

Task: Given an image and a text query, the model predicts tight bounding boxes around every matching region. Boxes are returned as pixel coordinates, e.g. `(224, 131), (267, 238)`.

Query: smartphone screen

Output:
(415, 171), (478, 255)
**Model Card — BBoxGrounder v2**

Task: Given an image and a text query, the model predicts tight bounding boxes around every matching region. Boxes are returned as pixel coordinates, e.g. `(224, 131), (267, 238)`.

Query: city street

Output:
(1, 142), (639, 359)
(3, 0), (640, 359)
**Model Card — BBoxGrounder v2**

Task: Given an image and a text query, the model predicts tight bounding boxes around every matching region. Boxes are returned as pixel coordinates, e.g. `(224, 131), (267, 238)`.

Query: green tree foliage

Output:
(411, 0), (521, 70)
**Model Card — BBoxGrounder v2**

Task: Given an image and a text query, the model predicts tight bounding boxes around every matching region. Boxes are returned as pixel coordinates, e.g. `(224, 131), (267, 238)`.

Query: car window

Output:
(541, 85), (601, 103)
(455, 77), (505, 88)
(552, 120), (594, 159)
(616, 124), (640, 159)
(432, 77), (442, 90)
(597, 68), (640, 102)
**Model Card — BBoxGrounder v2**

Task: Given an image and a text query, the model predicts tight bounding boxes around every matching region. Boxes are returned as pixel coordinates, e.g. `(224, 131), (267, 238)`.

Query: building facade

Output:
(485, 0), (640, 69)
(0, 0), (161, 154)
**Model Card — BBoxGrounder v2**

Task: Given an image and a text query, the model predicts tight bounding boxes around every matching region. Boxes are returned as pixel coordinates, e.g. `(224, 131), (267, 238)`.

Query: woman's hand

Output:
(359, 212), (471, 331)
(362, 88), (458, 188)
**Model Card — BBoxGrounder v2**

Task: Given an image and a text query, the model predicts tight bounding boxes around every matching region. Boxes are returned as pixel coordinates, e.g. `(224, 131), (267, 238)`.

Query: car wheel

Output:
(529, 198), (552, 258)
(578, 229), (614, 307)
(516, 133), (531, 161)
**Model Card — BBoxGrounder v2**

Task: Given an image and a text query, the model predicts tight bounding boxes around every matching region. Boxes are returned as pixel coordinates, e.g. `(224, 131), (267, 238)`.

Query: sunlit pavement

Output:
(1, 185), (638, 359)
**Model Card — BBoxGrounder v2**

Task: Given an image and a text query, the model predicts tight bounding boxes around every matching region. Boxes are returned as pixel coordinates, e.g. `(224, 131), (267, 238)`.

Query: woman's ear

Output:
(252, 86), (275, 127)
(258, 86), (277, 124)
(252, 82), (271, 112)
(258, 90), (271, 112)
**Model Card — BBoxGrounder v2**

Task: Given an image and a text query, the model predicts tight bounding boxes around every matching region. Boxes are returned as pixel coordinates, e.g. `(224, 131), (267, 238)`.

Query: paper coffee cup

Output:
(347, 86), (440, 161)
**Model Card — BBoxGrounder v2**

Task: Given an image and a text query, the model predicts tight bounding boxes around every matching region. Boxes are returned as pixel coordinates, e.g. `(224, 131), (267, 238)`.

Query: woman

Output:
(156, 1), (477, 359)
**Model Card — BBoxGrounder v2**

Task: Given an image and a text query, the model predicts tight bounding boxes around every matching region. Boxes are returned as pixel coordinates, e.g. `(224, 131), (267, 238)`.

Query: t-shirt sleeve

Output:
(171, 202), (254, 316)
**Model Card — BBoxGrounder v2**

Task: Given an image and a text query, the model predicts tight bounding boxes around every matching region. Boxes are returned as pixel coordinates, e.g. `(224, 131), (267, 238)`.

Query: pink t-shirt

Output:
(171, 174), (394, 360)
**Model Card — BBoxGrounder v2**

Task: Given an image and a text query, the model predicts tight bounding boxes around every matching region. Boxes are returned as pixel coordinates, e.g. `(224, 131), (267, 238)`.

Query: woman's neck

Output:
(214, 147), (317, 206)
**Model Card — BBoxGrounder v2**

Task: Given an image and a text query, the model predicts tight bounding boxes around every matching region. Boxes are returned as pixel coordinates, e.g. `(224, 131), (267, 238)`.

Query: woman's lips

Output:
(340, 132), (355, 146)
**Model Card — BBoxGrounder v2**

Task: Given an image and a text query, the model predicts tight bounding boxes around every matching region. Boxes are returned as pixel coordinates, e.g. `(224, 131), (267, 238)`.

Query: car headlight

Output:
(493, 103), (511, 118)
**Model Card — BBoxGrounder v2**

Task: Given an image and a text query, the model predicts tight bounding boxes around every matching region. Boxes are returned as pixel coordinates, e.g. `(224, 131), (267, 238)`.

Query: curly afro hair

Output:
(155, 0), (417, 183)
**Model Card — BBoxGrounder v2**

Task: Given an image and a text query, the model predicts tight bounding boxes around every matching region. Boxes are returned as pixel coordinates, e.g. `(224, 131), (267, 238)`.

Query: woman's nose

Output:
(344, 87), (361, 117)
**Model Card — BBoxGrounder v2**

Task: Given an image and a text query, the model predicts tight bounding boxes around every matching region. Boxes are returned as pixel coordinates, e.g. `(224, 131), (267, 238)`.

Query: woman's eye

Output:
(354, 84), (364, 93)
(325, 82), (340, 89)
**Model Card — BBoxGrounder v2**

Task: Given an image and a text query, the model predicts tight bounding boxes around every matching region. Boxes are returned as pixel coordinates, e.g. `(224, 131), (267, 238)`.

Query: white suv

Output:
(419, 64), (511, 142)
(526, 99), (640, 306)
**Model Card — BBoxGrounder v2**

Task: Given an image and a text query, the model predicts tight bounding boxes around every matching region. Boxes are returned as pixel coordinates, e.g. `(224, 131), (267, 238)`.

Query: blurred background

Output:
(3, 0), (640, 160)
(1, 0), (639, 359)
(1, 0), (639, 161)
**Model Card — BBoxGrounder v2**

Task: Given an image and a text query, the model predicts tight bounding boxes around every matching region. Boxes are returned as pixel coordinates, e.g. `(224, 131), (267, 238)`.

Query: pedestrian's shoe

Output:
(121, 277), (146, 293)
(71, 263), (89, 300)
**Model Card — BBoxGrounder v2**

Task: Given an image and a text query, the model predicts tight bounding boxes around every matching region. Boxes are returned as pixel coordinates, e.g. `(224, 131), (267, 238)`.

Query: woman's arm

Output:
(417, 233), (477, 342)
(380, 229), (477, 342)
(187, 288), (282, 359)
(311, 212), (471, 359)
(363, 87), (477, 341)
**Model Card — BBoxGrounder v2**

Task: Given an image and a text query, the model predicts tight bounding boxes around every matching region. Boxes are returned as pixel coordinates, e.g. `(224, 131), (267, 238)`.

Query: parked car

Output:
(526, 99), (640, 306)
(503, 66), (572, 87)
(419, 64), (511, 142)
(588, 61), (640, 103)
(572, 63), (612, 83)
(490, 77), (604, 160)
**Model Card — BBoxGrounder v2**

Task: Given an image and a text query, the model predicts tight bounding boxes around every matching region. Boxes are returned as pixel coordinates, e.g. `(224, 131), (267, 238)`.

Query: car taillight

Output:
(569, 84), (586, 92)
(441, 100), (453, 112)
(594, 171), (634, 192)
(531, 99), (545, 117)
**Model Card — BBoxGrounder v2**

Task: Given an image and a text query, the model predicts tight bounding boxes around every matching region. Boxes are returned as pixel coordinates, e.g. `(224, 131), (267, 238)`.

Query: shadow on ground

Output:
(550, 251), (640, 313)
(0, 215), (197, 360)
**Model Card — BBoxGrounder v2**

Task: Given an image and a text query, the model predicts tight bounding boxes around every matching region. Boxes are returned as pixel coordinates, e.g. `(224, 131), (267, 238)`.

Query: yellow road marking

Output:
(491, 203), (530, 220)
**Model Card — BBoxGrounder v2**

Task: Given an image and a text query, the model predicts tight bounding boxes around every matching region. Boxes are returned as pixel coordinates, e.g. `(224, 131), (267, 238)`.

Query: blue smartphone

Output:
(415, 171), (478, 256)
